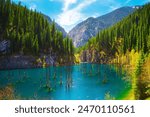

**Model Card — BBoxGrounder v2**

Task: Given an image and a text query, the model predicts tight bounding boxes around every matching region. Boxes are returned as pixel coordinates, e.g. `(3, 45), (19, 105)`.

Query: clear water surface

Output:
(0, 63), (131, 100)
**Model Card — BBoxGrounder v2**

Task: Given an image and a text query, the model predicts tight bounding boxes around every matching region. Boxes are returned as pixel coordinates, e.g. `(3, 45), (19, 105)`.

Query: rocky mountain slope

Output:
(69, 6), (136, 47)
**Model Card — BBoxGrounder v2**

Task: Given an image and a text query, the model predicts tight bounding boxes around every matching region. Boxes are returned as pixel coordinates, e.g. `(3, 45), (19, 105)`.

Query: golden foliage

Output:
(0, 86), (14, 100)
(110, 50), (150, 99)
(74, 54), (81, 64)
(138, 57), (150, 99)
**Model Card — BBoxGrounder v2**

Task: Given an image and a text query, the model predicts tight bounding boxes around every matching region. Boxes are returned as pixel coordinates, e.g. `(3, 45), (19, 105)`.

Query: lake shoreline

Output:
(0, 54), (74, 70)
(0, 55), (40, 70)
(0, 54), (134, 100)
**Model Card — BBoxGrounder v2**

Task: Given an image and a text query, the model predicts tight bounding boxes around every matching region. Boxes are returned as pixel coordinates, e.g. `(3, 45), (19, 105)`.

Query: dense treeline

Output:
(79, 3), (150, 62)
(78, 3), (150, 100)
(0, 0), (74, 60)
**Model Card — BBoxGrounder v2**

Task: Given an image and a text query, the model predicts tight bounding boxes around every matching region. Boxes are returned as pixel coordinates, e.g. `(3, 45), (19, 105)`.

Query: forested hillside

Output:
(0, 0), (74, 69)
(78, 3), (150, 100)
(79, 3), (150, 62)
(0, 0), (74, 66)
(43, 15), (67, 38)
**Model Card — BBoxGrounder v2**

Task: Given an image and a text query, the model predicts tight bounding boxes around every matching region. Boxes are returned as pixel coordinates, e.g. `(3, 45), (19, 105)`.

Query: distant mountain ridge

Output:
(43, 15), (67, 37)
(69, 6), (136, 47)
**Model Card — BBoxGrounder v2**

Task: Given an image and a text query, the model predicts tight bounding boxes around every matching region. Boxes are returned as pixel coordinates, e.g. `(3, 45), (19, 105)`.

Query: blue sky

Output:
(12, 0), (150, 32)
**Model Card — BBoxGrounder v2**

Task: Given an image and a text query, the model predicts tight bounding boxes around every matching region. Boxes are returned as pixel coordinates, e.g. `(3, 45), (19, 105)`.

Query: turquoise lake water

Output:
(0, 63), (131, 100)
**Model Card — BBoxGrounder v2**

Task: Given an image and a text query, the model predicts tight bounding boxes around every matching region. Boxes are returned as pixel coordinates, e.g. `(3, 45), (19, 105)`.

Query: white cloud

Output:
(56, 0), (96, 32)
(29, 4), (37, 10)
(92, 13), (100, 18)
(63, 0), (77, 11)
(109, 5), (119, 11)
